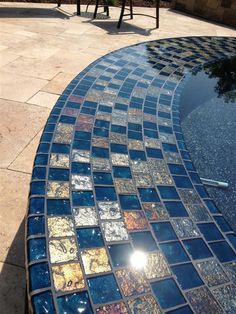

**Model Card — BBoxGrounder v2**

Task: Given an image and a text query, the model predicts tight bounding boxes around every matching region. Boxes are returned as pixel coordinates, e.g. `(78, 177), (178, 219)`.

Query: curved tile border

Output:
(26, 36), (236, 314)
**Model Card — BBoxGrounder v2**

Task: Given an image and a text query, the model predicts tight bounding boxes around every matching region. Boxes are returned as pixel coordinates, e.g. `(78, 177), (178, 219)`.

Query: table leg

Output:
(156, 0), (159, 28)
(77, 0), (81, 15)
(118, 0), (126, 28)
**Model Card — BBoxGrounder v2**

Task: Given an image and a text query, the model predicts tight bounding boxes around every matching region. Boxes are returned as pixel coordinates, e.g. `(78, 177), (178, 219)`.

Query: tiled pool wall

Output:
(26, 36), (236, 314)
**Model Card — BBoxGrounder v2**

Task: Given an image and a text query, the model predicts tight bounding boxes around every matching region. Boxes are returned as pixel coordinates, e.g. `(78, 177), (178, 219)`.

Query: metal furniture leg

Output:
(156, 0), (159, 28)
(130, 0), (133, 19)
(77, 0), (81, 15)
(93, 0), (99, 18)
(118, 0), (126, 28)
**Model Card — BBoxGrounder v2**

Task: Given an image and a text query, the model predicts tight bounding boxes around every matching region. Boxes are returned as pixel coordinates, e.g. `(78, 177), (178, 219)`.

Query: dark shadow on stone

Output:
(0, 6), (71, 19)
(0, 219), (26, 314)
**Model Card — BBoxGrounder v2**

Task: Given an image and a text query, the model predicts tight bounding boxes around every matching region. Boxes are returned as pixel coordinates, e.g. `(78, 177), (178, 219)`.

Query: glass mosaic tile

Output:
(26, 36), (236, 314)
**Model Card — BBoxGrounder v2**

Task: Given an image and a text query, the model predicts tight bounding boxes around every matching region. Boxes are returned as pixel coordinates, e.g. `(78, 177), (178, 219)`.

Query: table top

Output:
(26, 36), (236, 314)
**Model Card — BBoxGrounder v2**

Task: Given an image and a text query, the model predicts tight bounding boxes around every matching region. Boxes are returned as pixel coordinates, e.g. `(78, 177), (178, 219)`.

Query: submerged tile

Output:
(81, 248), (111, 275)
(124, 211), (148, 230)
(54, 123), (74, 144)
(96, 302), (129, 314)
(212, 284), (236, 314)
(128, 294), (161, 314)
(142, 202), (169, 221)
(71, 175), (93, 190)
(47, 217), (74, 238)
(47, 181), (69, 198)
(111, 153), (129, 166)
(172, 218), (200, 238)
(102, 221), (129, 242)
(49, 153), (70, 168)
(144, 251), (171, 279)
(92, 157), (111, 171)
(97, 201), (122, 220)
(73, 207), (98, 226)
(49, 238), (78, 263)
(72, 149), (90, 163)
(114, 179), (136, 194)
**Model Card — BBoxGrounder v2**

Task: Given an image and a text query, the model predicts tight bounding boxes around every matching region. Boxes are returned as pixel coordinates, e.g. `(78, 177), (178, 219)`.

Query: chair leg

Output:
(93, 0), (99, 19)
(77, 0), (81, 15)
(57, 0), (61, 7)
(118, 0), (126, 28)
(130, 0), (133, 19)
(156, 0), (159, 28)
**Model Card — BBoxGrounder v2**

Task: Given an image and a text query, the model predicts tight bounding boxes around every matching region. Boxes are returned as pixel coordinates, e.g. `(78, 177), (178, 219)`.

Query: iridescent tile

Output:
(102, 221), (129, 242)
(179, 189), (202, 204)
(186, 204), (211, 222)
(49, 238), (78, 263)
(131, 160), (149, 173)
(172, 218), (200, 238)
(75, 122), (93, 132)
(144, 251), (171, 279)
(164, 152), (182, 163)
(114, 179), (136, 194)
(54, 123), (74, 144)
(124, 211), (148, 230)
(49, 153), (69, 168)
(77, 115), (94, 125)
(92, 137), (109, 148)
(143, 203), (169, 221)
(143, 114), (157, 123)
(47, 217), (74, 238)
(224, 262), (236, 285)
(81, 248), (111, 275)
(47, 181), (69, 198)
(71, 175), (93, 190)
(116, 268), (150, 297)
(128, 140), (144, 150)
(96, 112), (111, 122)
(96, 302), (129, 314)
(153, 172), (173, 185)
(92, 158), (111, 171)
(196, 260), (229, 287)
(97, 201), (122, 220)
(144, 138), (161, 148)
(111, 153), (129, 166)
(128, 294), (161, 314)
(160, 134), (176, 144)
(52, 262), (85, 292)
(133, 173), (153, 187)
(148, 159), (166, 172)
(110, 133), (127, 144)
(186, 286), (222, 314)
(212, 285), (236, 314)
(73, 207), (98, 226)
(72, 150), (90, 163)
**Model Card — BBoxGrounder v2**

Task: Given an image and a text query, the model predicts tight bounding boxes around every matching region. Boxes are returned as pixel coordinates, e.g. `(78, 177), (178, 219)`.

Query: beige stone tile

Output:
(0, 99), (49, 168)
(0, 71), (47, 102)
(0, 50), (19, 68)
(9, 131), (42, 174)
(0, 44), (8, 51)
(0, 262), (25, 314)
(0, 169), (30, 267)
(42, 72), (75, 94)
(0, 31), (28, 47)
(27, 91), (59, 108)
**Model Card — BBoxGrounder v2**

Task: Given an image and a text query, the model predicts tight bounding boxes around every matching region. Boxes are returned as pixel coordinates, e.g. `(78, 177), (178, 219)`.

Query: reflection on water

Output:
(181, 57), (236, 232)
(130, 251), (147, 269)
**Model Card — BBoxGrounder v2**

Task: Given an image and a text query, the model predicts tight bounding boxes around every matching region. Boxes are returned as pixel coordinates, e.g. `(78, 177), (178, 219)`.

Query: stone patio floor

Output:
(0, 2), (235, 312)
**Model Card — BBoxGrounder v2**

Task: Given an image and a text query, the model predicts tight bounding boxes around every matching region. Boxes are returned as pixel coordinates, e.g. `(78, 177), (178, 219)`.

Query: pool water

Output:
(181, 57), (236, 232)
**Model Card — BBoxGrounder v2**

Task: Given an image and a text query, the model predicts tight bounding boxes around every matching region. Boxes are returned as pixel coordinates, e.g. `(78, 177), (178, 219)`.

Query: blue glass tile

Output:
(138, 188), (160, 202)
(144, 129), (159, 139)
(146, 148), (163, 159)
(77, 227), (104, 248)
(99, 105), (112, 113)
(59, 115), (76, 124)
(214, 216), (232, 232)
(151, 278), (186, 309)
(44, 124), (55, 132)
(32, 291), (55, 314)
(35, 154), (48, 166)
(171, 263), (203, 289)
(189, 172), (201, 184)
(41, 133), (53, 142)
(92, 147), (109, 158)
(128, 130), (143, 140)
(168, 164), (187, 175)
(81, 107), (96, 115)
(209, 241), (236, 262)
(32, 167), (46, 180)
(37, 143), (50, 153)
(93, 172), (113, 185)
(195, 185), (209, 198)
(173, 176), (193, 188)
(227, 234), (236, 250)
(130, 231), (157, 251)
(166, 305), (193, 314)
(204, 200), (220, 214)
(158, 186), (180, 200)
(48, 168), (69, 181)
(28, 238), (46, 262)
(197, 223), (224, 241)
(51, 143), (70, 154)
(108, 243), (133, 267)
(158, 111), (171, 119)
(57, 292), (93, 314)
(159, 125), (173, 134)
(95, 119), (110, 129)
(180, 150), (191, 160)
(119, 195), (141, 210)
(183, 239), (212, 260)
(94, 128), (109, 138)
(130, 150), (146, 161)
(113, 166), (132, 178)
(72, 162), (91, 175)
(84, 100), (98, 108)
(29, 263), (50, 291)
(29, 197), (45, 214)
(128, 122), (142, 132)
(73, 140), (91, 150)
(144, 107), (156, 115)
(160, 242), (190, 264)
(111, 124), (126, 134)
(47, 199), (71, 215)
(152, 222), (177, 242)
(111, 143), (128, 154)
(143, 121), (157, 130)
(72, 191), (95, 206)
(184, 161), (195, 171)
(95, 187), (117, 201)
(162, 143), (178, 153)
(75, 131), (91, 140)
(30, 181), (45, 196)
(88, 274), (121, 304)
(28, 216), (45, 236)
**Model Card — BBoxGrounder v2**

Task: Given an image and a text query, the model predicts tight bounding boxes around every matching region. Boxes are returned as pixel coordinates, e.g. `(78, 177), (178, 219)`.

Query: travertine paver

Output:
(0, 2), (235, 312)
